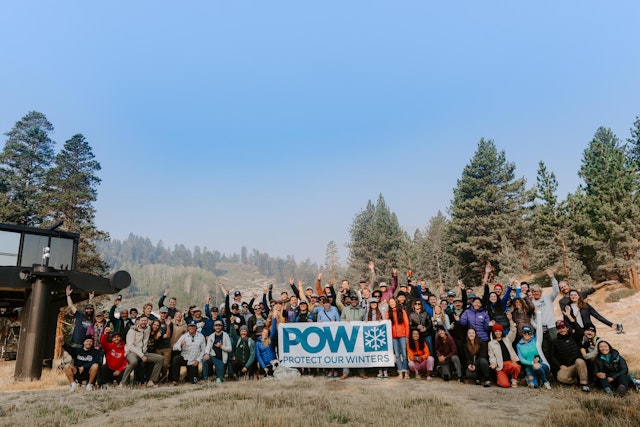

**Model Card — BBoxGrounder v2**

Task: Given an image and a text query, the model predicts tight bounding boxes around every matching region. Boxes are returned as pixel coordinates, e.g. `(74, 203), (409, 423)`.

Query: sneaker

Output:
(475, 380), (481, 386)
(616, 323), (624, 334)
(484, 380), (491, 387)
(415, 374), (421, 380)
(527, 382), (535, 389)
(69, 381), (77, 392)
(458, 377), (464, 384)
(192, 377), (198, 384)
(215, 378), (222, 384)
(146, 381), (157, 388)
(581, 385), (590, 393)
(376, 372), (383, 380)
(616, 385), (627, 397)
(383, 371), (389, 379)
(443, 374), (450, 382)
(543, 382), (552, 390)
(511, 379), (518, 388)
(117, 382), (124, 389)
(604, 387), (613, 395)
(426, 376), (432, 381)
(85, 383), (93, 391)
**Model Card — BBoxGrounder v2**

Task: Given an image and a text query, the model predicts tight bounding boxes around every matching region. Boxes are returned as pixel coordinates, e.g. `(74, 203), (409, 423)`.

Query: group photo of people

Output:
(59, 261), (635, 398)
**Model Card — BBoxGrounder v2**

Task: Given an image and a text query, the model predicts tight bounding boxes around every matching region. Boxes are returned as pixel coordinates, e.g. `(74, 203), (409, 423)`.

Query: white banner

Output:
(277, 320), (394, 368)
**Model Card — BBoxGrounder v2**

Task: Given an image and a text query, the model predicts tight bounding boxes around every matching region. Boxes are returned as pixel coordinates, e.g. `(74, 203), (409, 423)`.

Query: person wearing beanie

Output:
(488, 312), (520, 388)
(594, 340), (630, 397)
(435, 325), (462, 382)
(230, 323), (256, 379)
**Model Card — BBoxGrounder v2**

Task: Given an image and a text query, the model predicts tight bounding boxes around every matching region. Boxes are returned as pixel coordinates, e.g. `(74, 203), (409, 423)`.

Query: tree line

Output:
(347, 118), (640, 290)
(4, 110), (640, 293)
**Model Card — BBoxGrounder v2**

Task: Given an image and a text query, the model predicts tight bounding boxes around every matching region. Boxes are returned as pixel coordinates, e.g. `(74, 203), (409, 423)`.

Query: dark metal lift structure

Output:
(0, 223), (130, 380)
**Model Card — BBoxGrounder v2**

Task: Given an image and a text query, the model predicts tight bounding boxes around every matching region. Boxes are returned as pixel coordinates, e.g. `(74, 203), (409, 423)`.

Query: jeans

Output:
(203, 356), (226, 381)
(524, 363), (550, 388)
(392, 337), (408, 372)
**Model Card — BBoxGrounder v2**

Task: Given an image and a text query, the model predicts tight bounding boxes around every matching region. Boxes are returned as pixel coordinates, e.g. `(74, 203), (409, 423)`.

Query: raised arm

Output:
(66, 285), (77, 314)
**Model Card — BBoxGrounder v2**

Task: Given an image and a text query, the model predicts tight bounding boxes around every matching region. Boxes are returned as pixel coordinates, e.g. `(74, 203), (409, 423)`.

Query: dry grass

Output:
(604, 288), (638, 303)
(1, 366), (639, 427)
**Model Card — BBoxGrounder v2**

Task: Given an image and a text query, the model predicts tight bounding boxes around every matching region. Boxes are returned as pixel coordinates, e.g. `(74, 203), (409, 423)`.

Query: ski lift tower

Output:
(0, 222), (131, 380)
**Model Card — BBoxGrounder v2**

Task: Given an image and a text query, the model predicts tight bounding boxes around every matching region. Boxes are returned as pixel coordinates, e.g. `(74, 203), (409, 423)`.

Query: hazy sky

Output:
(1, 2), (639, 265)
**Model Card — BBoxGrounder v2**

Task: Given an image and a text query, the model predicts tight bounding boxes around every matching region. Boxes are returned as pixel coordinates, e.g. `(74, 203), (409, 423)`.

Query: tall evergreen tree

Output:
(626, 116), (640, 169)
(324, 240), (340, 284)
(0, 111), (55, 225)
(571, 127), (640, 282)
(347, 194), (404, 281)
(530, 161), (564, 271)
(45, 133), (108, 274)
(414, 211), (458, 287)
(448, 138), (530, 284)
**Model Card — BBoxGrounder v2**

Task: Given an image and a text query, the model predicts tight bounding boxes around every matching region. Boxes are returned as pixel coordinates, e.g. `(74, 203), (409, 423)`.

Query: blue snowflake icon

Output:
(363, 325), (388, 352)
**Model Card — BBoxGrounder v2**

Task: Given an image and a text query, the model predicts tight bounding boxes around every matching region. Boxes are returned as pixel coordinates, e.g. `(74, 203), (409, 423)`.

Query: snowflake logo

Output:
(363, 325), (388, 352)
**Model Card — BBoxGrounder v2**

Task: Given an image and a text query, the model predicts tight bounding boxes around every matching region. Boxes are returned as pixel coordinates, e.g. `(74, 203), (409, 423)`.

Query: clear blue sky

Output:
(1, 2), (639, 265)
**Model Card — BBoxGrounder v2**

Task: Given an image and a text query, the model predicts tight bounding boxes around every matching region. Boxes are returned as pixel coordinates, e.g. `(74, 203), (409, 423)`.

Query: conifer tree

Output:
(0, 111), (55, 225)
(45, 133), (108, 274)
(571, 127), (640, 282)
(347, 194), (404, 281)
(414, 211), (458, 287)
(448, 138), (530, 284)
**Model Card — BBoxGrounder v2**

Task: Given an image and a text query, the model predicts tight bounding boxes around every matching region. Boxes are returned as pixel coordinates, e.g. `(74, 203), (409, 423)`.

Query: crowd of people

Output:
(60, 262), (635, 397)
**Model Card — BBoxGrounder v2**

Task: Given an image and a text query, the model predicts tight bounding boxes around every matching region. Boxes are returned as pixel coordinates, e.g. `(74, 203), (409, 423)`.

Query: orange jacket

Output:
(387, 307), (410, 338)
(407, 339), (431, 361)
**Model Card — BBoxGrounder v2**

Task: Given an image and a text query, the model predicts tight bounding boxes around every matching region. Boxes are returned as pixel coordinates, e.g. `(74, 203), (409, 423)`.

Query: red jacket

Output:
(100, 333), (128, 372)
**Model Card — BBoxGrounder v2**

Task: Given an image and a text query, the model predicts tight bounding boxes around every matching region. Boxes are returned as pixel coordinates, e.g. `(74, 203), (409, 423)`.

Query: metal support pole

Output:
(14, 273), (51, 380)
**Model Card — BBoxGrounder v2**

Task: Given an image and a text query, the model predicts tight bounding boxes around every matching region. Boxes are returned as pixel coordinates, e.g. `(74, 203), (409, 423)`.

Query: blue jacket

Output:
(255, 320), (278, 369)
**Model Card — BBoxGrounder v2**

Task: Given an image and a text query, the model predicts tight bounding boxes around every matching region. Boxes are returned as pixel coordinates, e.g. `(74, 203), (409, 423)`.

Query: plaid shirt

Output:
(172, 331), (206, 365)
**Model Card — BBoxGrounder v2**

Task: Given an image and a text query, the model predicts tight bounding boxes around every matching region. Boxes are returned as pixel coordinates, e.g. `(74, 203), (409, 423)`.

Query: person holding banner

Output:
(387, 297), (410, 379)
(314, 296), (340, 378)
(339, 294), (367, 380)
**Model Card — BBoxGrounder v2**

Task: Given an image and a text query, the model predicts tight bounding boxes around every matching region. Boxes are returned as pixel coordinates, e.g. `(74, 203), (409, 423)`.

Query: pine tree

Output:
(530, 161), (564, 271)
(324, 240), (340, 284)
(626, 116), (640, 169)
(45, 133), (108, 274)
(571, 127), (640, 282)
(0, 111), (55, 225)
(414, 211), (458, 287)
(347, 194), (404, 281)
(448, 138), (530, 284)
